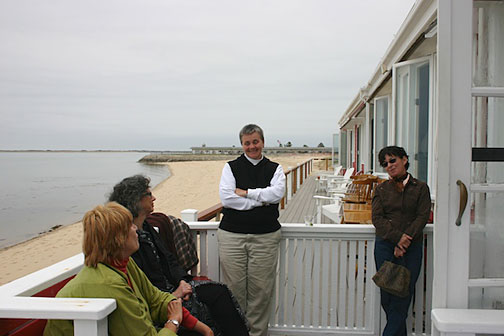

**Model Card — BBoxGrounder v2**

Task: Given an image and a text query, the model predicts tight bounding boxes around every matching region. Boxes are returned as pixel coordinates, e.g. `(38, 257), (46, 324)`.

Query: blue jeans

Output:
(374, 236), (423, 336)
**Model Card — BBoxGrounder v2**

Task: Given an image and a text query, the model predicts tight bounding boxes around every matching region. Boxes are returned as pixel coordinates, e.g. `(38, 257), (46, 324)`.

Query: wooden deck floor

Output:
(279, 174), (331, 224)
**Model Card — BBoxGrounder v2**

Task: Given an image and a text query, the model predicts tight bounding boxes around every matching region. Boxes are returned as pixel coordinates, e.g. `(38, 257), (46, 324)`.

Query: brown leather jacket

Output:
(372, 174), (431, 244)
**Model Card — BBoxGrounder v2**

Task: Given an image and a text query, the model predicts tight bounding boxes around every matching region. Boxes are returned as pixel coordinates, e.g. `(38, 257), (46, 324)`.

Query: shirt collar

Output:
(403, 173), (410, 186)
(244, 153), (263, 165)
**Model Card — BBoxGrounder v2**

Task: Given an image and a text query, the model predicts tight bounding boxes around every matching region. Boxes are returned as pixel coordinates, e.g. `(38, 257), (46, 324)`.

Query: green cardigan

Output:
(43, 258), (178, 336)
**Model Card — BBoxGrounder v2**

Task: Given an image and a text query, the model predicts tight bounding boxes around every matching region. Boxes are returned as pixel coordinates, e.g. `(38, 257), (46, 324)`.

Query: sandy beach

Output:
(0, 154), (327, 286)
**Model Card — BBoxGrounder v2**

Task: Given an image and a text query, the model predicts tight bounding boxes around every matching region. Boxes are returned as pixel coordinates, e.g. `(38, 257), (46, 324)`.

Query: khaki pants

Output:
(217, 229), (281, 336)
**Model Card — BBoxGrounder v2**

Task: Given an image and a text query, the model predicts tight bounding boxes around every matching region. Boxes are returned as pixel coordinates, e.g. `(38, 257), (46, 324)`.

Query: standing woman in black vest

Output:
(218, 124), (286, 336)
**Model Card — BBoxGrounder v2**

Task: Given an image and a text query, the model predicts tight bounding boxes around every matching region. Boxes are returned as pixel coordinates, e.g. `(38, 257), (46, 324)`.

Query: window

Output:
(393, 57), (431, 182)
(339, 130), (347, 167)
(332, 133), (339, 167)
(373, 96), (389, 172)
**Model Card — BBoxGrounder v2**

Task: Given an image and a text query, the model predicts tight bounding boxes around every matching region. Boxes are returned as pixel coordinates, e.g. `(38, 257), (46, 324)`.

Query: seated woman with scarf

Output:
(109, 175), (249, 336)
(43, 202), (210, 336)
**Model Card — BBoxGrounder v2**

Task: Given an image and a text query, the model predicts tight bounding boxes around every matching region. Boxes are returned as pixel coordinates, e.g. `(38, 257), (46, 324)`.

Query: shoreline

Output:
(0, 154), (327, 285)
(0, 149), (172, 153)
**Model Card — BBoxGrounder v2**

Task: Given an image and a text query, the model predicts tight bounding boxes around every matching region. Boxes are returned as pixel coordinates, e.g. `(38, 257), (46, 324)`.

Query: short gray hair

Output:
(239, 124), (264, 144)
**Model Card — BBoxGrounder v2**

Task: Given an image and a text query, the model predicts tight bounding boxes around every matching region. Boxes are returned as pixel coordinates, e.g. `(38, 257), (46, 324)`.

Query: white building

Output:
(338, 0), (504, 315)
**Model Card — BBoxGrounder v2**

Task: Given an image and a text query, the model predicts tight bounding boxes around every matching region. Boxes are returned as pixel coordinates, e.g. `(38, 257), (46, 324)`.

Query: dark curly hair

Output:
(108, 175), (151, 218)
(378, 146), (409, 170)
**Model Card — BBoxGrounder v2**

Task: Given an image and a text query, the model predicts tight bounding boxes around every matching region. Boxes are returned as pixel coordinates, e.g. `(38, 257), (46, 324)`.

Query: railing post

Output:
(74, 318), (108, 336)
(206, 229), (220, 281)
(293, 169), (297, 194)
(300, 165), (304, 185)
(181, 209), (198, 222)
(287, 169), (293, 200)
(296, 166), (301, 191)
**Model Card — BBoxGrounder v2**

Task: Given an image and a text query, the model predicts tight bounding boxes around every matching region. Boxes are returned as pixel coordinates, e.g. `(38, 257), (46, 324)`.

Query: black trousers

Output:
(195, 283), (249, 336)
(180, 282), (249, 336)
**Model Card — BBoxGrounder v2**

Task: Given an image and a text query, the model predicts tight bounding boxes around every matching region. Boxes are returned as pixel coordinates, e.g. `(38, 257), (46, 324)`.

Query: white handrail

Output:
(0, 297), (116, 336)
(432, 309), (504, 336)
(188, 223), (434, 335)
(0, 253), (115, 336)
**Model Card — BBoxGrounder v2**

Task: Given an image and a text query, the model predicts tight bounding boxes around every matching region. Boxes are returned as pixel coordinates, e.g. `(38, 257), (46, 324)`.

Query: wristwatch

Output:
(166, 319), (180, 330)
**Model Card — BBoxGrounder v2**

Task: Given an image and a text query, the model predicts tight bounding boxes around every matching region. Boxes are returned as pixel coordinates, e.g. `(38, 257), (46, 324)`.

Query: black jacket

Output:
(132, 221), (192, 292)
(372, 175), (431, 244)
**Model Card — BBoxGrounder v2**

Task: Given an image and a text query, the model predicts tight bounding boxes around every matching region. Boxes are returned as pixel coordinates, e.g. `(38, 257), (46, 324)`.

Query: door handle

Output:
(456, 180), (468, 226)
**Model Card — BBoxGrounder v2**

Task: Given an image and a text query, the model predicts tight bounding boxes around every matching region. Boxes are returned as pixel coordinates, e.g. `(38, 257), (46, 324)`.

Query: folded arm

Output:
(246, 164), (286, 204)
(219, 163), (264, 210)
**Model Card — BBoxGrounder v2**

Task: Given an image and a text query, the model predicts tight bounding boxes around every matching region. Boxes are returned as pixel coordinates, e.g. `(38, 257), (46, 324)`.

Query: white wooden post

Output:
(286, 168), (293, 201)
(296, 165), (301, 190)
(74, 318), (108, 336)
(206, 229), (220, 281)
(181, 209), (198, 222)
(434, 0), (473, 310)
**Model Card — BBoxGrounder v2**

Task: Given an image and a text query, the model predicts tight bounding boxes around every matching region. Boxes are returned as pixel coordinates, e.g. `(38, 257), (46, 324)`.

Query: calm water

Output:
(0, 152), (170, 249)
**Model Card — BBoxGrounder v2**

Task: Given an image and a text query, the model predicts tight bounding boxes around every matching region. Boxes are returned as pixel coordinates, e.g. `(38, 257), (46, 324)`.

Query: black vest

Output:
(219, 154), (281, 234)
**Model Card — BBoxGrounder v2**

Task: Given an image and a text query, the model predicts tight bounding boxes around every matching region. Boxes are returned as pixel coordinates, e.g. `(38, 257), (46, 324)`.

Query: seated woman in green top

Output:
(43, 202), (210, 336)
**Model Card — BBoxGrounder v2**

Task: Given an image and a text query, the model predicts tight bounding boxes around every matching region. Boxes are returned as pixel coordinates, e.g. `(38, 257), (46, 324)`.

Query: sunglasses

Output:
(381, 158), (397, 168)
(143, 191), (153, 198)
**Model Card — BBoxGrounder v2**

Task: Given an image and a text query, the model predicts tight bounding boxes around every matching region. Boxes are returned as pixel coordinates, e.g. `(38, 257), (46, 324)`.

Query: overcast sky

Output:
(0, 0), (416, 151)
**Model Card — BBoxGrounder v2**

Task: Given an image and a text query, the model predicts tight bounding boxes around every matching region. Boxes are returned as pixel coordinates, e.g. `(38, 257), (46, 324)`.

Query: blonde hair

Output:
(82, 202), (133, 267)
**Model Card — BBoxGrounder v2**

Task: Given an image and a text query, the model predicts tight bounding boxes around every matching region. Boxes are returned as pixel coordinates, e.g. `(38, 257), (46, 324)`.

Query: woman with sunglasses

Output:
(372, 146), (431, 336)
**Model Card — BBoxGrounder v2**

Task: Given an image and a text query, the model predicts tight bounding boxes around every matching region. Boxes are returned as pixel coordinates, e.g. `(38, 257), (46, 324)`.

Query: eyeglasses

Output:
(381, 158), (397, 168)
(143, 191), (153, 198)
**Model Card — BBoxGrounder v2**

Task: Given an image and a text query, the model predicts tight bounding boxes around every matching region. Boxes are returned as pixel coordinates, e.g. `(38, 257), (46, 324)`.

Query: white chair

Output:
(318, 165), (343, 178)
(326, 182), (350, 200)
(313, 195), (343, 224)
(317, 165), (343, 192)
(326, 167), (354, 194)
(326, 167), (354, 187)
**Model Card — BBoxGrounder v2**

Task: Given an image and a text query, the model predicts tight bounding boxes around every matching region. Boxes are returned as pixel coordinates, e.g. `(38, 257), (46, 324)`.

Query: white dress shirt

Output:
(219, 155), (286, 211)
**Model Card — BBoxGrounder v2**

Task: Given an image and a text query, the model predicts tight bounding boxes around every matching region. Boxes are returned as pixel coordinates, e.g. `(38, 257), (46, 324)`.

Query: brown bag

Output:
(372, 260), (411, 297)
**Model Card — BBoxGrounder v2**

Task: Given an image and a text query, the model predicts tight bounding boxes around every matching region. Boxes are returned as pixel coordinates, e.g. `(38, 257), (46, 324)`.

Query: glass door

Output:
(468, 0), (504, 309)
(393, 57), (431, 182)
(435, 0), (504, 309)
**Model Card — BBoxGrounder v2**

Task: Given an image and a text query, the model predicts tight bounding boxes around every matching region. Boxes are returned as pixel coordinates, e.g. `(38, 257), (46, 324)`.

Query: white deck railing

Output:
(0, 254), (115, 336)
(190, 223), (434, 336)
(0, 223), (433, 336)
